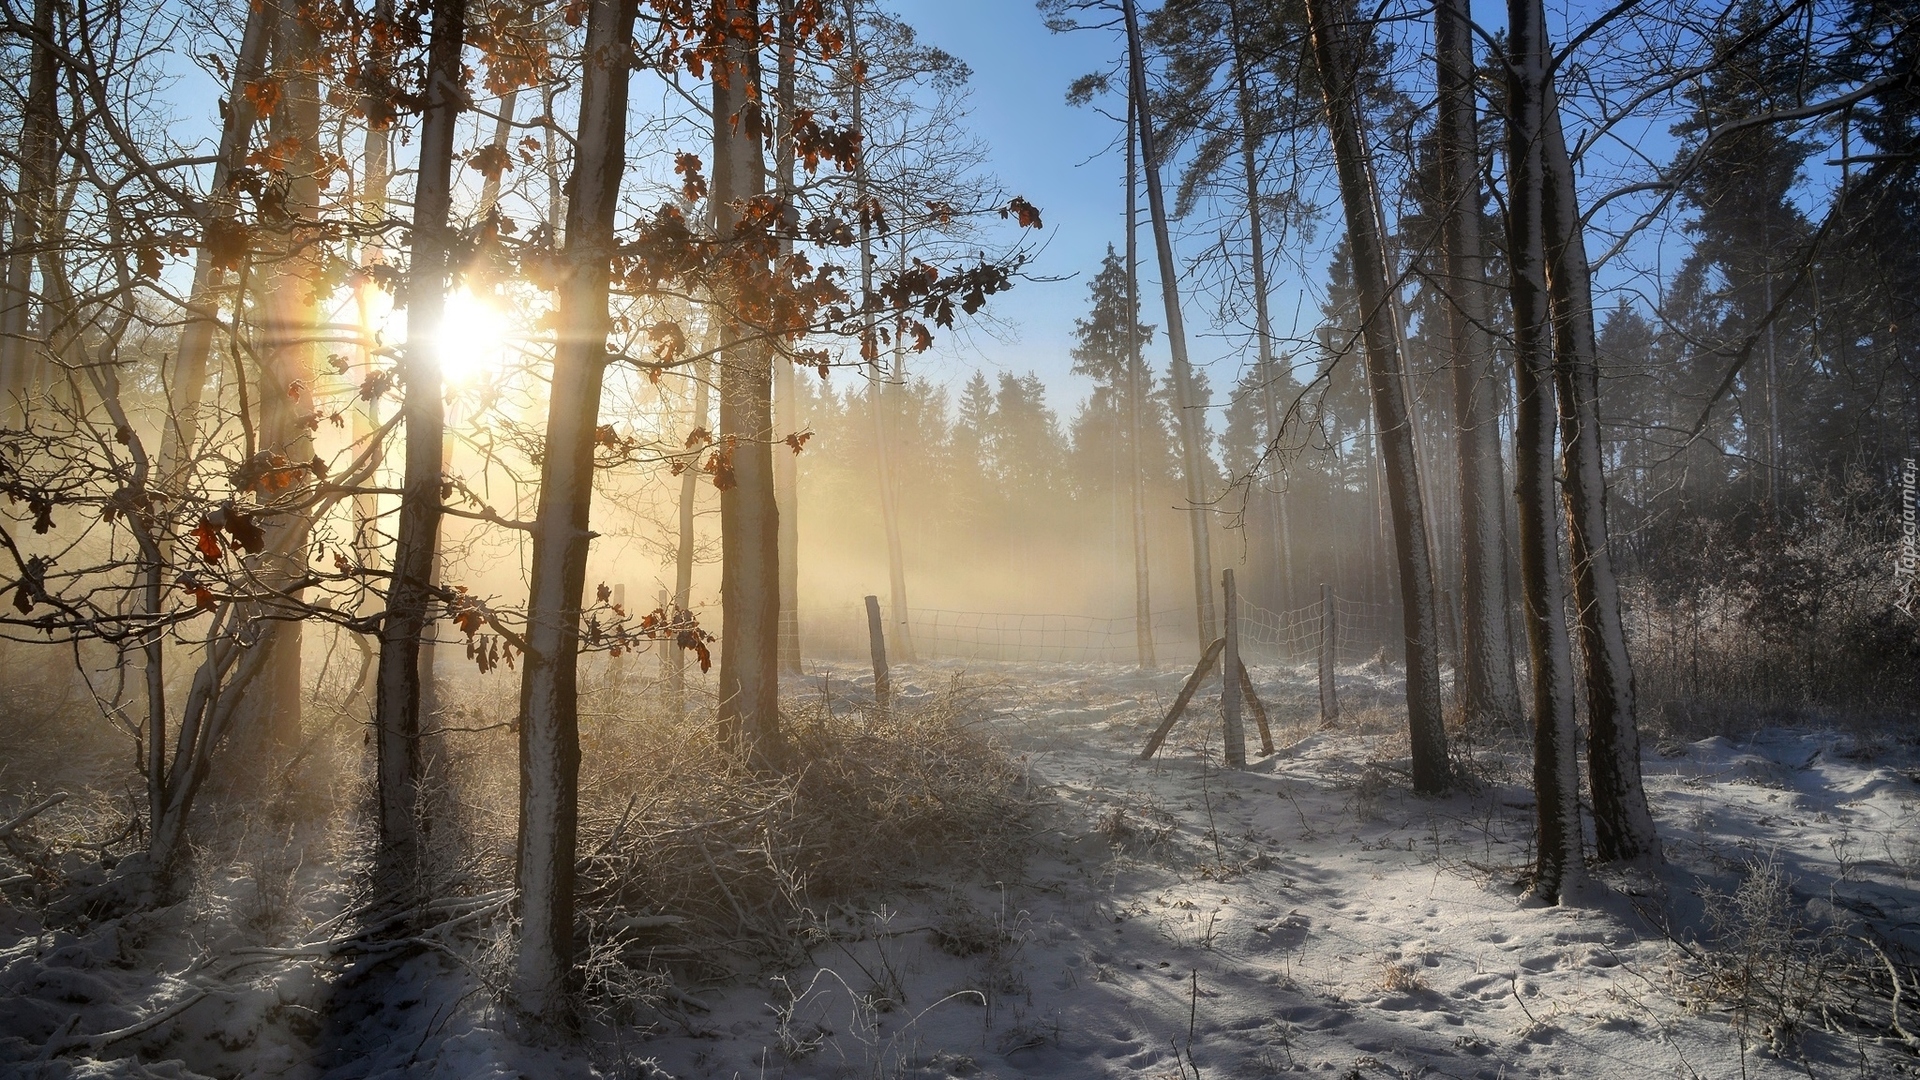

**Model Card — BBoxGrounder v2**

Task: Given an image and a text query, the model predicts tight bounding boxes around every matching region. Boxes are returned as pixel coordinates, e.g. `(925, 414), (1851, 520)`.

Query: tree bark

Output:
(230, 0), (324, 756)
(1224, 0), (1293, 614)
(0, 0), (58, 425)
(774, 0), (802, 675)
(1539, 95), (1661, 865)
(1123, 0), (1216, 649)
(1434, 0), (1523, 731)
(712, 0), (783, 766)
(1504, 0), (1585, 902)
(156, 0), (272, 489)
(513, 0), (637, 1020)
(373, 0), (464, 886)
(848, 4), (914, 664)
(671, 355), (711, 716)
(880, 317), (915, 661)
(1301, 0), (1450, 793)
(1125, 89), (1155, 669)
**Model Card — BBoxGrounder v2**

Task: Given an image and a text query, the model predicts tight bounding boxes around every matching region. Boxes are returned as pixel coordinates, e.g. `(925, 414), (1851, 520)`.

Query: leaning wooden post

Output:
(1319, 582), (1340, 725)
(865, 594), (890, 713)
(1140, 636), (1225, 760)
(1222, 570), (1246, 766)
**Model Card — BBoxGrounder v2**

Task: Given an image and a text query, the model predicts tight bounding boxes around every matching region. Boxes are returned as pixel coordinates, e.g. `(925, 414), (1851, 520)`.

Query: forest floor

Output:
(3, 659), (1920, 1079)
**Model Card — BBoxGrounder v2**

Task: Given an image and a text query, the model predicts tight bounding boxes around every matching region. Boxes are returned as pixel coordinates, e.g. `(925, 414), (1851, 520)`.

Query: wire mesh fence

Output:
(797, 588), (1397, 668)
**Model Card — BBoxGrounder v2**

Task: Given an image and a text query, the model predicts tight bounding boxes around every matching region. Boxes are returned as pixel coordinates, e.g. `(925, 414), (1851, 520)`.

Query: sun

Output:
(436, 288), (512, 386)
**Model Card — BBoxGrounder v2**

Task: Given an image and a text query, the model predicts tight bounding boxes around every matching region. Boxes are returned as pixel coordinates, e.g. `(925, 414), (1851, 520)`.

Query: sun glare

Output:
(437, 289), (512, 386)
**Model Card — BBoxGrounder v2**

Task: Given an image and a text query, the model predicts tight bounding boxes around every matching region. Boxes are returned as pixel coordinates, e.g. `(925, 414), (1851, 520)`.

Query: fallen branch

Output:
(0, 794), (68, 840)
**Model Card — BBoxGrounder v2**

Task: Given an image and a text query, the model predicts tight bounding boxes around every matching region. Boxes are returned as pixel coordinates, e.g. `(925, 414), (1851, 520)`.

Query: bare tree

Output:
(774, 0), (804, 675)
(0, 0), (59, 423)
(1504, 0), (1585, 902)
(1539, 82), (1661, 866)
(513, 0), (639, 1020)
(1301, 0), (1449, 793)
(224, 0), (327, 757)
(1434, 0), (1522, 732)
(1125, 90), (1155, 668)
(1123, 0), (1217, 648)
(373, 0), (466, 886)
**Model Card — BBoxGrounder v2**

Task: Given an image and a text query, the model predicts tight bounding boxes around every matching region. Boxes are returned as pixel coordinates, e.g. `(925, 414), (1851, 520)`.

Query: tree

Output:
(774, 0), (805, 675)
(1504, 0), (1585, 901)
(513, 0), (641, 1020)
(227, 0), (327, 758)
(1073, 244), (1157, 662)
(1532, 15), (1664, 869)
(372, 0), (466, 886)
(1119, 0), (1219, 649)
(711, 0), (784, 767)
(1301, 0), (1450, 794)
(1434, 0), (1523, 731)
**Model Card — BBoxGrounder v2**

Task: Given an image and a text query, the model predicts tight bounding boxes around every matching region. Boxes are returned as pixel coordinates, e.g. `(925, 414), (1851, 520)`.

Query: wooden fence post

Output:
(1319, 582), (1340, 725)
(865, 594), (890, 712)
(1222, 569), (1246, 766)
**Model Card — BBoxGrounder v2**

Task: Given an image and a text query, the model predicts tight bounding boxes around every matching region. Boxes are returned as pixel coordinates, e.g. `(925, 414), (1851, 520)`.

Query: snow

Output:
(3, 660), (1918, 1078)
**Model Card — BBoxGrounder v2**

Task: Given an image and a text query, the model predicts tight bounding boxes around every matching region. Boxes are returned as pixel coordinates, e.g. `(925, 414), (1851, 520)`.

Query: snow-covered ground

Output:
(4, 660), (1918, 1079)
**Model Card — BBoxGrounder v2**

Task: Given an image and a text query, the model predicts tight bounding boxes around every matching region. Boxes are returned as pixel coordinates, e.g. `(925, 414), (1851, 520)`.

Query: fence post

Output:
(1222, 570), (1246, 766)
(1319, 583), (1340, 725)
(865, 594), (891, 712)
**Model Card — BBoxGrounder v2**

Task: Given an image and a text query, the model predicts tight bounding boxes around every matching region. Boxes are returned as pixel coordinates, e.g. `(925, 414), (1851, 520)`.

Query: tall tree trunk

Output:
(0, 0), (58, 425)
(1504, 0), (1585, 902)
(157, 0), (272, 489)
(373, 0), (465, 887)
(671, 355), (712, 713)
(1125, 90), (1155, 669)
(1302, 0), (1450, 793)
(774, 0), (802, 675)
(848, 3), (914, 664)
(1434, 0), (1523, 730)
(712, 0), (782, 766)
(1540, 95), (1661, 864)
(513, 0), (637, 1020)
(1123, 0), (1216, 648)
(232, 0), (324, 755)
(343, 2), (393, 717)
(1225, 0), (1292, 614)
(879, 317), (915, 660)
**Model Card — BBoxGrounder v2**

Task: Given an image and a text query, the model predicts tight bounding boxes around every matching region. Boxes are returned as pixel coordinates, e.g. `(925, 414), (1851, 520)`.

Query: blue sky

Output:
(887, 0), (1144, 409)
(870, 0), (1710, 418)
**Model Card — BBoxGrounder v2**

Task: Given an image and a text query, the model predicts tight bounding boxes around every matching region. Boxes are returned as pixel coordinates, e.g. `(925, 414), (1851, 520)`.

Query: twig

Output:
(0, 793), (68, 839)
(1867, 937), (1920, 1050)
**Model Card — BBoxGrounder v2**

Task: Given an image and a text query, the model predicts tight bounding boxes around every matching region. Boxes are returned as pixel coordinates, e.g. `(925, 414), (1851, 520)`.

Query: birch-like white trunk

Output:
(1302, 0), (1450, 793)
(513, 0), (637, 1019)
